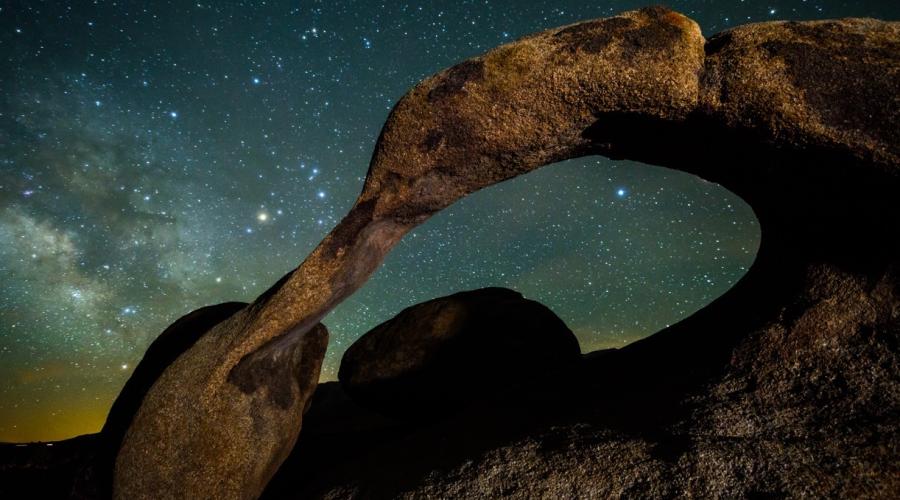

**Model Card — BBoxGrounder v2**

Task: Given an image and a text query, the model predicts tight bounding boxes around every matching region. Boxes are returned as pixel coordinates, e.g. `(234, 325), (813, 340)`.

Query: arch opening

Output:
(322, 156), (760, 379)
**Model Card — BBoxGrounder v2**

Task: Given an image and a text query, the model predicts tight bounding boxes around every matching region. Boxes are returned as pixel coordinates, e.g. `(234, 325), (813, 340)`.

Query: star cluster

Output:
(2, 1), (897, 442)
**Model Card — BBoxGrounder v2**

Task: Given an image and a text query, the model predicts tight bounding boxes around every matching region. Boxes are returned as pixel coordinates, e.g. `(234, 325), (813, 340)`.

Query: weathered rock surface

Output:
(108, 6), (898, 499)
(2, 303), (248, 499)
(103, 303), (249, 437)
(1, 302), (330, 500)
(260, 9), (899, 499)
(114, 315), (328, 499)
(110, 6), (708, 498)
(76, 302), (246, 498)
(339, 288), (580, 417)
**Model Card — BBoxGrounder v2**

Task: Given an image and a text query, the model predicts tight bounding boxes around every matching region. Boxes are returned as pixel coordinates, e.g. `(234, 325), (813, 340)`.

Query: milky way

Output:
(2, 1), (897, 441)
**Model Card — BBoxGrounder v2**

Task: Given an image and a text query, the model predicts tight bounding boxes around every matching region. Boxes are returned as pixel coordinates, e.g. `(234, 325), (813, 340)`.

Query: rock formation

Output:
(339, 287), (580, 417)
(77, 302), (245, 497)
(112, 302), (328, 499)
(113, 6), (898, 499)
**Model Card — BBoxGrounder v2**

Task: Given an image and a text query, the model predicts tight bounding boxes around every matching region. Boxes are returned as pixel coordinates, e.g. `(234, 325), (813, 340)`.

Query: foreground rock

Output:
(62, 301), (329, 499)
(77, 302), (245, 497)
(339, 288), (580, 417)
(114, 316), (328, 499)
(115, 6), (898, 499)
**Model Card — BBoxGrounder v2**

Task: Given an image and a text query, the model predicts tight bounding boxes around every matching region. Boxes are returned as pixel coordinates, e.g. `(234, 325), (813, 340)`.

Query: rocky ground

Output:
(3, 267), (898, 498)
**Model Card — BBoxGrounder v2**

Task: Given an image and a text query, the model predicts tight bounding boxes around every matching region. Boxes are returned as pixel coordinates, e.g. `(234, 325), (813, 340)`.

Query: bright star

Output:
(169, 111), (178, 118)
(616, 188), (627, 197)
(252, 77), (261, 85)
(317, 191), (326, 199)
(257, 211), (269, 222)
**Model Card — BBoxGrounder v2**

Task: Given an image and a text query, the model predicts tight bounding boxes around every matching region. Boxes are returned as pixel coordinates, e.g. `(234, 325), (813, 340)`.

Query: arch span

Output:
(113, 8), (899, 498)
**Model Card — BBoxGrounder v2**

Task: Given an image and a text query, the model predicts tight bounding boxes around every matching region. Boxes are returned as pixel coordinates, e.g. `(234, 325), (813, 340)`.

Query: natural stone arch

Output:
(112, 7), (899, 498)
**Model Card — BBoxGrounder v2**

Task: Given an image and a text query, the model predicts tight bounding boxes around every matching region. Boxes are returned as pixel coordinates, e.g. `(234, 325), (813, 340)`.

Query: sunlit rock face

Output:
(113, 7), (898, 499)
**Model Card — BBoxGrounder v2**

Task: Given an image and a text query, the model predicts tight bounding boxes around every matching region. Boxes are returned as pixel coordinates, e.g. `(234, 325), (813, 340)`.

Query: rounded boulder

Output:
(338, 287), (580, 417)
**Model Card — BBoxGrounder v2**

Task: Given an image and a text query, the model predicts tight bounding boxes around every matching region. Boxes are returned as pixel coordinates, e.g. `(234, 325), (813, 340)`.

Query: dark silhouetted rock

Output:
(339, 288), (580, 417)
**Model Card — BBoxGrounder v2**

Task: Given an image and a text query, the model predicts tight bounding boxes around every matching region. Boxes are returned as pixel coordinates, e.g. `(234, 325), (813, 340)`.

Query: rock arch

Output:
(113, 7), (899, 498)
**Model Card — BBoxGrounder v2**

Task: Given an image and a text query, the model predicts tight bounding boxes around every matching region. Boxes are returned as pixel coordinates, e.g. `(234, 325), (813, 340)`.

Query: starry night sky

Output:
(1, 1), (897, 442)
